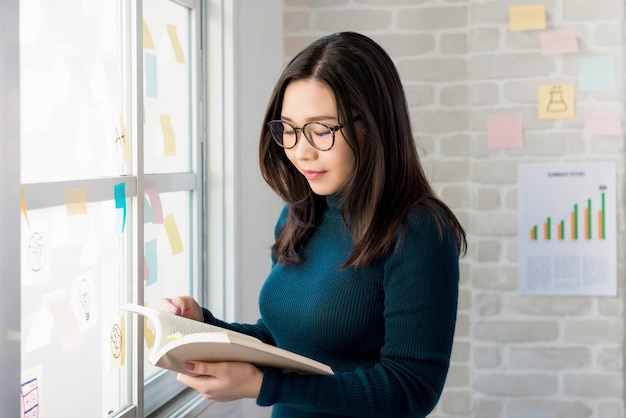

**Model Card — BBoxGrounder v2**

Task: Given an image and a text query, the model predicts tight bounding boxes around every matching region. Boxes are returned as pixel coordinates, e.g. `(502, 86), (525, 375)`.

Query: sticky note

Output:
(144, 181), (164, 223)
(144, 52), (158, 98)
(65, 188), (88, 215)
(109, 316), (125, 370)
(160, 114), (177, 156)
(120, 113), (131, 164)
(144, 239), (158, 286)
(540, 30), (579, 55)
(166, 23), (186, 64)
(21, 187), (30, 225)
(584, 109), (622, 136)
(164, 213), (183, 255)
(538, 85), (575, 120)
(486, 113), (523, 149)
(509, 5), (546, 31)
(143, 195), (154, 224)
(166, 332), (185, 342)
(43, 289), (82, 351)
(579, 56), (615, 92)
(143, 20), (155, 49)
(114, 182), (127, 233)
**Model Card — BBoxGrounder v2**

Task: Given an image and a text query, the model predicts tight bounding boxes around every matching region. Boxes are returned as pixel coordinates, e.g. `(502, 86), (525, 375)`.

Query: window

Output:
(18, 0), (204, 416)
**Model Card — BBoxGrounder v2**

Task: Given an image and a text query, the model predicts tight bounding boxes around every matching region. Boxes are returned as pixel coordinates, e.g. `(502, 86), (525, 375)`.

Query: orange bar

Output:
(530, 228), (534, 240)
(598, 210), (603, 240)
(584, 208), (589, 239)
(543, 222), (548, 240)
(570, 212), (575, 239)
(557, 224), (562, 240)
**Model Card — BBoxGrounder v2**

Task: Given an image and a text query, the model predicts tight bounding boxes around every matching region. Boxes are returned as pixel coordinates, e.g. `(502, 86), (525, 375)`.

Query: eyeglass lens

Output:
(269, 122), (334, 150)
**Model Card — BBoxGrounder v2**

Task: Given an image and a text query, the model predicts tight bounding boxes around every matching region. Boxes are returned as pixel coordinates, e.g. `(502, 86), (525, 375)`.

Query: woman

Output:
(165, 31), (466, 417)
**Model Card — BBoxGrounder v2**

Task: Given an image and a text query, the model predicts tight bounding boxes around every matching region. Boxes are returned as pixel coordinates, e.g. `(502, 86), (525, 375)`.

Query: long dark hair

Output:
(259, 31), (466, 267)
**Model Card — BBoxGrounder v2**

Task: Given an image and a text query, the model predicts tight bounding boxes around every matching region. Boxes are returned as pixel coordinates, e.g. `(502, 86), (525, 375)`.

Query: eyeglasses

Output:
(267, 120), (345, 151)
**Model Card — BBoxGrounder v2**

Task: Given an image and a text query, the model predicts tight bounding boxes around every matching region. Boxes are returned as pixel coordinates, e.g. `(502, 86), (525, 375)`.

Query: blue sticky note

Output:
(144, 239), (158, 286)
(114, 182), (126, 233)
(143, 195), (154, 224)
(579, 56), (615, 92)
(144, 52), (158, 98)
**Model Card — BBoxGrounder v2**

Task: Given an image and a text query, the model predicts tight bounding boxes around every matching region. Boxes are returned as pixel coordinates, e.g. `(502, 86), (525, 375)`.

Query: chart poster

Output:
(517, 162), (616, 295)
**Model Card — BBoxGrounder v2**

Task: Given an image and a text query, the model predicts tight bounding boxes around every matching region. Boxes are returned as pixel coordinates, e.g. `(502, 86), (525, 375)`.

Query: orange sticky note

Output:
(65, 188), (87, 215)
(143, 20), (155, 49)
(21, 187), (30, 225)
(160, 114), (177, 156)
(538, 85), (575, 120)
(166, 23), (186, 64)
(510, 5), (546, 31)
(164, 213), (183, 255)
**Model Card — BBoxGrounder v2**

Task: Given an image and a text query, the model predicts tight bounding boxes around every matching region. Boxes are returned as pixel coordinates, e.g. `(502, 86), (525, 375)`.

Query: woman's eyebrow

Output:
(280, 115), (339, 123)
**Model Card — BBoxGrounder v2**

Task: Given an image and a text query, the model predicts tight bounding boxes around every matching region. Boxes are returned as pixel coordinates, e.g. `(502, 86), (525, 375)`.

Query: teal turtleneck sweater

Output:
(202, 195), (459, 417)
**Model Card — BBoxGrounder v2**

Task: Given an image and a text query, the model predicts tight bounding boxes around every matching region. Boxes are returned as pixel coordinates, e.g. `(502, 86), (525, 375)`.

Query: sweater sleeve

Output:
(256, 207), (460, 417)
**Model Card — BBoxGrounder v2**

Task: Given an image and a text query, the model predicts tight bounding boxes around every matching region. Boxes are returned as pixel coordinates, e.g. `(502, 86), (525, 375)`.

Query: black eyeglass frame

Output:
(267, 120), (345, 151)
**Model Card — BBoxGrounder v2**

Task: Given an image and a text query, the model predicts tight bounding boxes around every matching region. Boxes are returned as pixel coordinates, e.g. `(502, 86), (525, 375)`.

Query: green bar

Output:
(546, 217), (551, 240)
(587, 198), (592, 240)
(573, 204), (578, 240)
(560, 220), (564, 240)
(533, 225), (537, 240)
(601, 192), (605, 239)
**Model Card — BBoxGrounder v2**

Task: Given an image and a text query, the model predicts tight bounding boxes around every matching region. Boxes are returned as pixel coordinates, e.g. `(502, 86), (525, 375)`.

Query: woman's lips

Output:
(303, 170), (325, 180)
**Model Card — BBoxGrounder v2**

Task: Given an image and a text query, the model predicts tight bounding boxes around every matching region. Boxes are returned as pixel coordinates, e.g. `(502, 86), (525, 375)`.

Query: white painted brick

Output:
(506, 295), (591, 316)
(475, 400), (502, 418)
(440, 33), (468, 55)
(476, 292), (500, 316)
(315, 9), (392, 32)
(284, 11), (310, 32)
(445, 364), (469, 387)
(414, 109), (469, 133)
(564, 373), (623, 397)
(396, 6), (468, 31)
(469, 28), (501, 52)
(474, 346), (500, 368)
(378, 33), (437, 57)
(509, 347), (590, 369)
(458, 287), (471, 310)
(475, 187), (500, 210)
(405, 84), (436, 107)
(401, 58), (468, 82)
(441, 185), (471, 208)
(451, 340), (470, 362)
(508, 400), (593, 418)
(471, 266), (518, 290)
(598, 402), (623, 418)
(470, 83), (500, 105)
(564, 319), (623, 343)
(440, 84), (468, 107)
(597, 347), (622, 371)
(473, 373), (558, 396)
(438, 390), (470, 415)
(594, 24), (623, 47)
(440, 134), (471, 157)
(469, 54), (556, 79)
(563, 0), (624, 21)
(476, 240), (501, 262)
(474, 320), (559, 342)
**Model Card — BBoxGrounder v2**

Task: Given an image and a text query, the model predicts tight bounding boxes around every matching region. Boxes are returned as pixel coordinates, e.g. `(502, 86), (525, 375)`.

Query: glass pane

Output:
(20, 0), (128, 183)
(21, 200), (131, 417)
(143, 190), (192, 378)
(143, 0), (192, 174)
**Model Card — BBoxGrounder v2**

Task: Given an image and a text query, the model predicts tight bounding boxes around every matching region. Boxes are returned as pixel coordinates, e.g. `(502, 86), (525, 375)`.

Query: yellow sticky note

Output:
(21, 187), (30, 225)
(160, 114), (177, 156)
(144, 316), (155, 348)
(109, 315), (125, 370)
(65, 188), (87, 215)
(143, 20), (155, 49)
(164, 213), (183, 255)
(510, 5), (546, 31)
(166, 332), (185, 342)
(119, 113), (131, 163)
(166, 23), (186, 64)
(538, 85), (575, 120)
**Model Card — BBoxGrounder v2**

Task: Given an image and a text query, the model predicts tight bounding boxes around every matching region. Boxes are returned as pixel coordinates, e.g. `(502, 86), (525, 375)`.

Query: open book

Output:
(120, 304), (333, 376)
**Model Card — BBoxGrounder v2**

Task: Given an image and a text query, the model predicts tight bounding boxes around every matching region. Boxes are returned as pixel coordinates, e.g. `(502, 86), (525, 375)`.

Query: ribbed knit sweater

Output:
(202, 195), (460, 417)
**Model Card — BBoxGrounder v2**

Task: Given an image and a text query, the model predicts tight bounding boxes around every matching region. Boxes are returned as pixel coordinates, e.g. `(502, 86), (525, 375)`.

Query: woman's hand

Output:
(177, 361), (263, 402)
(153, 296), (204, 322)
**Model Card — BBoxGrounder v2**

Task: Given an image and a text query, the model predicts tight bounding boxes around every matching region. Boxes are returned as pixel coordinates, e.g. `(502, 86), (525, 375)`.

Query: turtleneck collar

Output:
(325, 194), (342, 214)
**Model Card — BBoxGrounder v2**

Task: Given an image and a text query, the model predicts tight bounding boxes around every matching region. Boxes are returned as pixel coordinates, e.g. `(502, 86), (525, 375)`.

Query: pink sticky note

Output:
(540, 30), (579, 55)
(487, 113), (523, 149)
(584, 109), (622, 136)
(144, 181), (164, 224)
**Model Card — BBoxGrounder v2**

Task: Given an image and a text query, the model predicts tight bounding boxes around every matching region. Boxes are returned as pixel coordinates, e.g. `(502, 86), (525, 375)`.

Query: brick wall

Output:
(284, 1), (625, 417)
